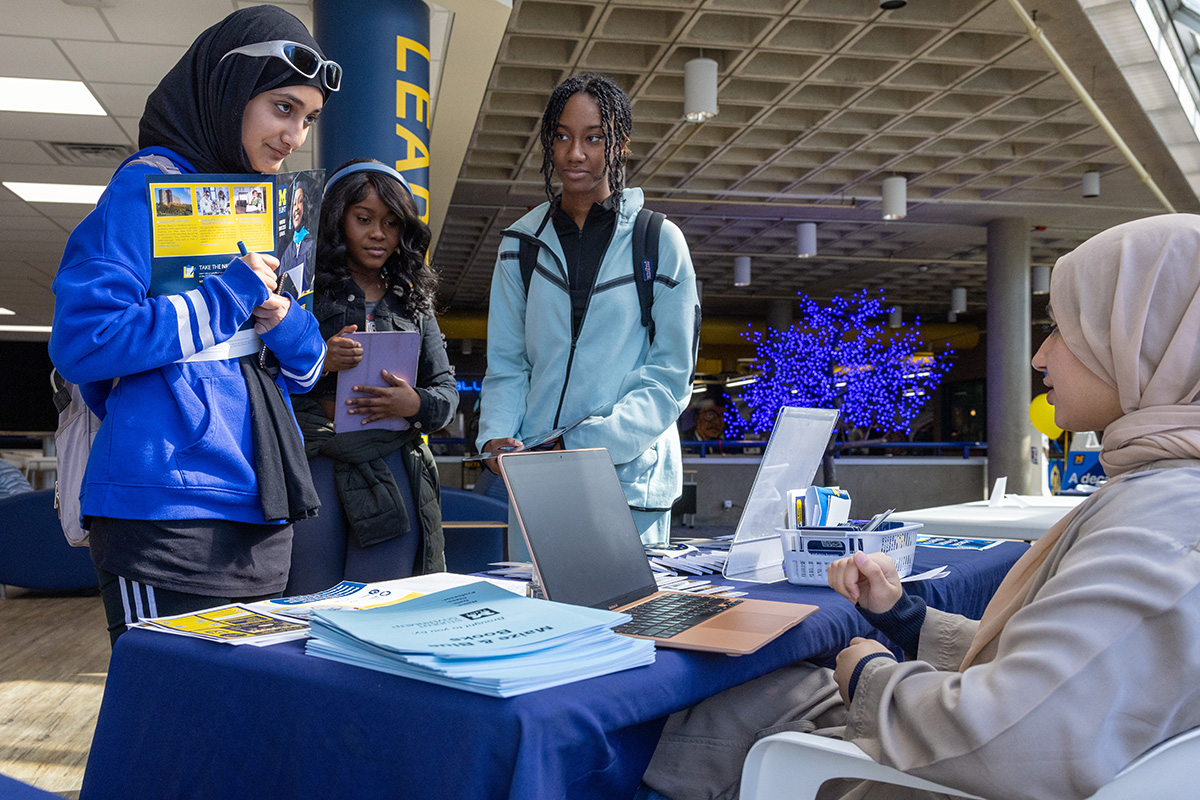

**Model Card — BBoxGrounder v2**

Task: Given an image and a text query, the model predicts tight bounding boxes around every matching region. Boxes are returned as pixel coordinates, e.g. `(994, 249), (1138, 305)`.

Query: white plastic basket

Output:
(780, 521), (922, 587)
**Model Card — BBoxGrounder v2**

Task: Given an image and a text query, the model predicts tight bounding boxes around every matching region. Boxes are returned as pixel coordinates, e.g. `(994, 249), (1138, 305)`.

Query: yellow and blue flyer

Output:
(146, 168), (324, 314)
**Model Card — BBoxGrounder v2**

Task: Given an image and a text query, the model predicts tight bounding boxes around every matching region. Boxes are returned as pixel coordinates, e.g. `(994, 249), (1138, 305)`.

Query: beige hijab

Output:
(961, 213), (1200, 668)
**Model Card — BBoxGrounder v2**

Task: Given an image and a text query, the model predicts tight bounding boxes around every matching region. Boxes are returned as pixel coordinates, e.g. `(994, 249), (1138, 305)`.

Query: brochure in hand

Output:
(333, 330), (421, 433)
(305, 580), (655, 697)
(145, 169), (324, 362)
(459, 408), (600, 462)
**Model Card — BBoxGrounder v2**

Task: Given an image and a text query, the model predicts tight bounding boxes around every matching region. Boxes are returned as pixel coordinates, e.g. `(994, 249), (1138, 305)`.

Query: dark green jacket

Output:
(295, 277), (457, 573)
(296, 407), (445, 573)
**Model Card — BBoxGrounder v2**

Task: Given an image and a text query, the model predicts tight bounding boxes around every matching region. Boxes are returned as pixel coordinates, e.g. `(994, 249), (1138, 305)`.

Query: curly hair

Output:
(539, 73), (633, 207)
(314, 158), (437, 318)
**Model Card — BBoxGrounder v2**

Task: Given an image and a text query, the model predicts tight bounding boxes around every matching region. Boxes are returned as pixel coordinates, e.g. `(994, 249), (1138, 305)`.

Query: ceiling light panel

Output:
(0, 77), (106, 115)
(3, 181), (104, 204)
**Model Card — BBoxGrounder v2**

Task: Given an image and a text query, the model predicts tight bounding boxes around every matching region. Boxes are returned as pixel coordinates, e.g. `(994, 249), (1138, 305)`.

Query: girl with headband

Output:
(286, 159), (457, 592)
(50, 6), (337, 645)
(642, 214), (1200, 800)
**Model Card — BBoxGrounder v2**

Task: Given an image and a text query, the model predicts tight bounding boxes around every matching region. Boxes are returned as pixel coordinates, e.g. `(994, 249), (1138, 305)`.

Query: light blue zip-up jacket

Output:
(50, 147), (325, 524)
(478, 188), (700, 514)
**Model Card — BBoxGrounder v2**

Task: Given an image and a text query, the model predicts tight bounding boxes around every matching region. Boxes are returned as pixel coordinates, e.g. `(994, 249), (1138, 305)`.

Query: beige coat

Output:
(847, 462), (1200, 800)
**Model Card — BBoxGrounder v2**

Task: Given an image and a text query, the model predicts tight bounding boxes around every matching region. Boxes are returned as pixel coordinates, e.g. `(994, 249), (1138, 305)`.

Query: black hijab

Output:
(139, 5), (330, 174)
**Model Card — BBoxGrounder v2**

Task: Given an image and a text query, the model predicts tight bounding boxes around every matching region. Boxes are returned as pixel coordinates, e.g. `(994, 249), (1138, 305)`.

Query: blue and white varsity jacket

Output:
(50, 147), (325, 524)
(476, 187), (700, 513)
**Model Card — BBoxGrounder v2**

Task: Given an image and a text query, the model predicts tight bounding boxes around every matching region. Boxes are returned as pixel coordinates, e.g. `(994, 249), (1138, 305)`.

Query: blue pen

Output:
(239, 240), (283, 294)
(239, 239), (277, 368)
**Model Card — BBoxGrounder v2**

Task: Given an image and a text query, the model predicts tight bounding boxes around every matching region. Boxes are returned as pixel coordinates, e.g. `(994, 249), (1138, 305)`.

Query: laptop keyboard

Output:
(615, 593), (743, 639)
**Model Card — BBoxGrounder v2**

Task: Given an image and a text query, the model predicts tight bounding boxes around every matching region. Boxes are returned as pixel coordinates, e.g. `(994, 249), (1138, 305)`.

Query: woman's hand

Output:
(242, 251), (281, 293)
(323, 325), (362, 372)
(827, 551), (904, 613)
(834, 637), (892, 707)
(243, 250), (289, 333)
(251, 293), (290, 334)
(480, 437), (522, 474)
(345, 369), (420, 424)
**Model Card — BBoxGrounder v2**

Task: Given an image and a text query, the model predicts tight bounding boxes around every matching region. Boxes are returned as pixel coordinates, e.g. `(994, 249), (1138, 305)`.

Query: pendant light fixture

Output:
(1032, 266), (1051, 295)
(733, 256), (751, 287)
(951, 287), (968, 314)
(684, 57), (718, 122)
(796, 222), (817, 258)
(882, 175), (906, 220)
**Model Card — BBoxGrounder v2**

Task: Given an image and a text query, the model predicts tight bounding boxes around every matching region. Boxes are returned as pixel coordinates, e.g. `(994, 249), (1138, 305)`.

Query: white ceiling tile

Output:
(0, 110), (131, 144)
(0, 0), (110, 38)
(100, 1), (240, 45)
(0, 160), (117, 184)
(62, 40), (185, 85)
(0, 35), (81, 80)
(114, 116), (141, 144)
(88, 82), (155, 118)
(0, 139), (56, 165)
(0, 213), (59, 231)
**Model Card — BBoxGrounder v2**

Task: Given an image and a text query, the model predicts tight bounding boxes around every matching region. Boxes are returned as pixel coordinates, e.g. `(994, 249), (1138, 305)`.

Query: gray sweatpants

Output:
(641, 661), (956, 800)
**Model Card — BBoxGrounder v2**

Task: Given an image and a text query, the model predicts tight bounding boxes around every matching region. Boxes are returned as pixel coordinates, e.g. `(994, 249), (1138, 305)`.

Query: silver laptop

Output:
(497, 448), (817, 655)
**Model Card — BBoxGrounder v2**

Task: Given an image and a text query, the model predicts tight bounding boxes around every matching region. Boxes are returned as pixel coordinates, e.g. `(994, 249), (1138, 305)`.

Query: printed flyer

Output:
(146, 168), (324, 314)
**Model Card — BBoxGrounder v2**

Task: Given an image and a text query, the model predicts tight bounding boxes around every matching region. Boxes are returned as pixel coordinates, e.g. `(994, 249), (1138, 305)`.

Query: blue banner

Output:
(313, 0), (431, 222)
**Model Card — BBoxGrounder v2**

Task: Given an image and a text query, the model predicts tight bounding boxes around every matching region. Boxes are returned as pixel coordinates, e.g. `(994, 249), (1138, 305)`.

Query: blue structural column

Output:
(312, 0), (432, 223)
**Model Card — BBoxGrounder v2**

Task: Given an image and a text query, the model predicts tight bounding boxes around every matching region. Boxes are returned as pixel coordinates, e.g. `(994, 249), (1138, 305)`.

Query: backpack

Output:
(518, 208), (665, 343)
(51, 370), (101, 546)
(50, 152), (181, 547)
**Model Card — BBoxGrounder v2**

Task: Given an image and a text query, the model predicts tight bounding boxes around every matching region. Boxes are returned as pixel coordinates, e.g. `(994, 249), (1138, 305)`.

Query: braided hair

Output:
(315, 158), (438, 318)
(539, 73), (633, 207)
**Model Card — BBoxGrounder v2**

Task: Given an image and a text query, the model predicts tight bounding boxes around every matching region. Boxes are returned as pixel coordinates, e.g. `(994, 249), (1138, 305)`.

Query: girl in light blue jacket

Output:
(478, 73), (700, 545)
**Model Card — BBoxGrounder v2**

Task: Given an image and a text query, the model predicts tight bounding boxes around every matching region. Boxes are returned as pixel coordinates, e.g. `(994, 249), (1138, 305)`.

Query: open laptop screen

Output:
(498, 449), (660, 610)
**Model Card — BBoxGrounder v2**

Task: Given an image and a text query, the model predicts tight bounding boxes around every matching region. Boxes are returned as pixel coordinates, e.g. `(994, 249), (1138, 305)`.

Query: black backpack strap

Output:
(50, 368), (72, 414)
(518, 239), (538, 295)
(632, 209), (665, 344)
(515, 206), (555, 296)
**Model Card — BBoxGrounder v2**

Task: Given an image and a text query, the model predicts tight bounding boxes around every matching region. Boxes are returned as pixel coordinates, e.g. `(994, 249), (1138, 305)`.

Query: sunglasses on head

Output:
(220, 40), (342, 93)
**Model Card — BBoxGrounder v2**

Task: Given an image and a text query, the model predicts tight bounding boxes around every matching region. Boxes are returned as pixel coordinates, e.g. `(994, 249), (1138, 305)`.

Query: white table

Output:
(898, 495), (1086, 541)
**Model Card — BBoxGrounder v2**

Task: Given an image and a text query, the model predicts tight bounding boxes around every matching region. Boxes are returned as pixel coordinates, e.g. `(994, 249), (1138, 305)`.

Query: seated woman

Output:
(641, 213), (1200, 800)
(287, 160), (457, 595)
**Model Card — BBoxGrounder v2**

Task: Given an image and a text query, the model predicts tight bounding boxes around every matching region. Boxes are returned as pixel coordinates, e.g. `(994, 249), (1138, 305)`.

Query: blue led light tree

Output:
(724, 291), (953, 455)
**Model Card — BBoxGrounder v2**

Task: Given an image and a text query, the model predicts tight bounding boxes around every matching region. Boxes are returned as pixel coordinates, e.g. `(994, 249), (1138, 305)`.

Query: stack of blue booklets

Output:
(305, 580), (655, 697)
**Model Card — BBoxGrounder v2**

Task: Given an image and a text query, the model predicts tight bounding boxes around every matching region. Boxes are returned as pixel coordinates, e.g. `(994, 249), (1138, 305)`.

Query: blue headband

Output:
(323, 161), (412, 199)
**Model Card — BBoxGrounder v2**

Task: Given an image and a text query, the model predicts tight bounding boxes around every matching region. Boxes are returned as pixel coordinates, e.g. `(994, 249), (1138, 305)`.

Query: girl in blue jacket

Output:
(49, 6), (336, 644)
(477, 73), (700, 546)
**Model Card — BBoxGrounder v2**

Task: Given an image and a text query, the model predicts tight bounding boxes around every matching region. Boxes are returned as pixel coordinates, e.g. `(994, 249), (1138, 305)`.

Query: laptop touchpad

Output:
(706, 609), (797, 633)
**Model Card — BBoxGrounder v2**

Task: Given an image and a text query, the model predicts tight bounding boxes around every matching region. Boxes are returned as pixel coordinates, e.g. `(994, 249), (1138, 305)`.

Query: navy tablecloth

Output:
(80, 541), (1026, 800)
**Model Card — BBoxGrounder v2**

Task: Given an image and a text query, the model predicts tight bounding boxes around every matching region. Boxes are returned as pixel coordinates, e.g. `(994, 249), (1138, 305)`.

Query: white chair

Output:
(739, 726), (1200, 800)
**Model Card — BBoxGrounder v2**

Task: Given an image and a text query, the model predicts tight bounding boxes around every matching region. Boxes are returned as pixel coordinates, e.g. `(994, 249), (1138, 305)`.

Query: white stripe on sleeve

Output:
(281, 352), (324, 389)
(165, 294), (196, 360)
(185, 288), (217, 352)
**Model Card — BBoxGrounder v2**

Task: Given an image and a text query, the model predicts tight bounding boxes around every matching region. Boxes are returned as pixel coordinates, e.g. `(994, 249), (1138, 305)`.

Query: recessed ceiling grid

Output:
(437, 0), (1180, 320)
(0, 0), (1191, 335)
